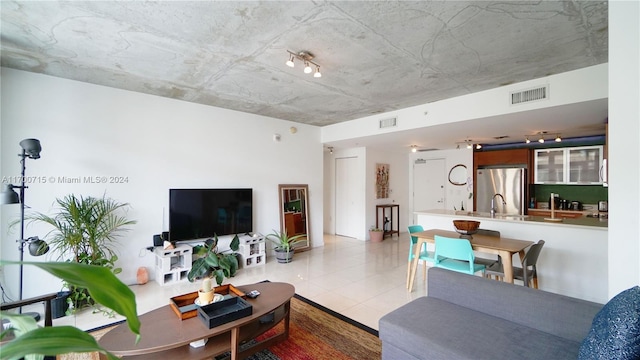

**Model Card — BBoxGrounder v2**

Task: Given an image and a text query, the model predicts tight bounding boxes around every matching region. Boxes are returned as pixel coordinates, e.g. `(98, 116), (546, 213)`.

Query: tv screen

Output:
(169, 188), (252, 242)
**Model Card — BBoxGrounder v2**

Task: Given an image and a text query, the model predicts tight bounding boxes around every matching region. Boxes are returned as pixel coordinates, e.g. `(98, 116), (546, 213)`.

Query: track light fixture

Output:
(411, 145), (418, 153)
(328, 146), (333, 154)
(286, 54), (295, 67)
(285, 50), (322, 78)
(555, 134), (562, 142)
(476, 143), (482, 149)
(466, 140), (472, 149)
(538, 135), (545, 143)
(525, 136), (531, 144)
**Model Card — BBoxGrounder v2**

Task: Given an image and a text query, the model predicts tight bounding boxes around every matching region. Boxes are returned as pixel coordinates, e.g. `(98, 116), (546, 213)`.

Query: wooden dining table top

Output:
(412, 229), (534, 254)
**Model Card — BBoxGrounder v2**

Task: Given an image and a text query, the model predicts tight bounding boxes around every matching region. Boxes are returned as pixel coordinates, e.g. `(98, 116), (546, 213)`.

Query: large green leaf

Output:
(0, 326), (119, 360)
(0, 261), (140, 342)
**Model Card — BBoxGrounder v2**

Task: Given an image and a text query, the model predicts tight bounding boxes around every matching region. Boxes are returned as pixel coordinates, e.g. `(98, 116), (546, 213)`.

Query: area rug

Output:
(58, 294), (381, 360)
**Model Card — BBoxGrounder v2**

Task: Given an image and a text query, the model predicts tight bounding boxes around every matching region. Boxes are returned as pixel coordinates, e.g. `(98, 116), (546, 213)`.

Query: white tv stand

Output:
(238, 234), (266, 268)
(154, 245), (192, 286)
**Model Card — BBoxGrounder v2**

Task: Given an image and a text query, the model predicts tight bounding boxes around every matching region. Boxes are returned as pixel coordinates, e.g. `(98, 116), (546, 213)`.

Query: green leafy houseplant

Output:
(266, 229), (306, 263)
(187, 234), (240, 286)
(23, 194), (136, 313)
(0, 261), (141, 360)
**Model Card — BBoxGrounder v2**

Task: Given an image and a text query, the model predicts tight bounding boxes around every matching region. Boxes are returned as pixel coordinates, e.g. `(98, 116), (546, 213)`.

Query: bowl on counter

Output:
(453, 220), (481, 235)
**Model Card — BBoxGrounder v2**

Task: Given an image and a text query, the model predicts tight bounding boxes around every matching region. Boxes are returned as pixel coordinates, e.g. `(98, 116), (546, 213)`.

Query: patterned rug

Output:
(58, 294), (381, 360)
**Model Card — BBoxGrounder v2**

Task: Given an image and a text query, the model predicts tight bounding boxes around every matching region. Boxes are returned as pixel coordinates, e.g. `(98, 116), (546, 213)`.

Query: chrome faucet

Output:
(490, 193), (506, 217)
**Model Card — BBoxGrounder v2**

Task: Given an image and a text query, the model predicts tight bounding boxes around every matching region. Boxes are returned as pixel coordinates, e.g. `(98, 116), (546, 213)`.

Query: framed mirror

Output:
(278, 184), (310, 251)
(448, 164), (468, 186)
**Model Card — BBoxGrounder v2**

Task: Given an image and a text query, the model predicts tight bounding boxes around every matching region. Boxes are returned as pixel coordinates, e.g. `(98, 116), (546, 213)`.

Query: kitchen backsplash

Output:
(532, 184), (608, 205)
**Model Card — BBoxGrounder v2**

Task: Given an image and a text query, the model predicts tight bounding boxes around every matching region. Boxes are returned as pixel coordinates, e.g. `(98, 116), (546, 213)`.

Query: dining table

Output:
(407, 229), (535, 292)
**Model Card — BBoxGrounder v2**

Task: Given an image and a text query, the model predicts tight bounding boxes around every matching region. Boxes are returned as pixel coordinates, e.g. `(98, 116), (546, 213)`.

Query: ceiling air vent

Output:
(510, 85), (549, 105)
(379, 117), (397, 129)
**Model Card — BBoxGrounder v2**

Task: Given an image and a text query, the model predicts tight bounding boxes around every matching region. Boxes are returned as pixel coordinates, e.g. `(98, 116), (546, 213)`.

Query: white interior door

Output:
(413, 158), (446, 223)
(335, 157), (359, 238)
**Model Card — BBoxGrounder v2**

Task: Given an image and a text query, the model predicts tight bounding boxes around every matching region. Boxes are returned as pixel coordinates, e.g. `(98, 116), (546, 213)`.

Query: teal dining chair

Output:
(407, 225), (436, 286)
(434, 235), (485, 276)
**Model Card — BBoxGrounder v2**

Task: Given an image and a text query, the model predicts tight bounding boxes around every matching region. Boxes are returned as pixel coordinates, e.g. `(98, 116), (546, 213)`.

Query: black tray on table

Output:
(197, 296), (253, 329)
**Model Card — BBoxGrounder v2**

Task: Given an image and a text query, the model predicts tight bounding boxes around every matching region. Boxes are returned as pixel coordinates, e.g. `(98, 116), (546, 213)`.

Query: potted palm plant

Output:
(266, 229), (306, 263)
(24, 193), (136, 314)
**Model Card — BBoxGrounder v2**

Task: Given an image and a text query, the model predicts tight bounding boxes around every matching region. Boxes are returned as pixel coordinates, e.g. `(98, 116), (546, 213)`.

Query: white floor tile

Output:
(49, 233), (424, 332)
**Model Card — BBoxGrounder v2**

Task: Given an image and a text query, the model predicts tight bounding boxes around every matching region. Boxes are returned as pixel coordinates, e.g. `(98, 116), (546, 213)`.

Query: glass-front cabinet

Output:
(534, 149), (565, 183)
(568, 146), (603, 183)
(535, 146), (604, 184)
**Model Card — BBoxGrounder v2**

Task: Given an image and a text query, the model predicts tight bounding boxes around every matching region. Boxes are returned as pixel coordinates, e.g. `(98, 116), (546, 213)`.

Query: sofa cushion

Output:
(578, 286), (640, 360)
(380, 296), (582, 360)
(427, 267), (602, 342)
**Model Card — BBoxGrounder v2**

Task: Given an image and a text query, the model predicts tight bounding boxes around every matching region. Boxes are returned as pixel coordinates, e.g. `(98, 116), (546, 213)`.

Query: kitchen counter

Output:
(414, 209), (608, 304)
(416, 209), (607, 229)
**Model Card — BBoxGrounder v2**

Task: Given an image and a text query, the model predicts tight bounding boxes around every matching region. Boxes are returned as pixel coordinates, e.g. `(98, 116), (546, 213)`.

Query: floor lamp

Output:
(0, 138), (49, 313)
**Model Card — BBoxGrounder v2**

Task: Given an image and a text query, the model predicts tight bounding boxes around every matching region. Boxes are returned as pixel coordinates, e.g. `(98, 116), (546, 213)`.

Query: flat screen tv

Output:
(169, 188), (252, 242)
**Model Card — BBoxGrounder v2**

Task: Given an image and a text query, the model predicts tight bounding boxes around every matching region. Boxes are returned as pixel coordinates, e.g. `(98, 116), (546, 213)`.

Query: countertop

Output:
(415, 209), (608, 229)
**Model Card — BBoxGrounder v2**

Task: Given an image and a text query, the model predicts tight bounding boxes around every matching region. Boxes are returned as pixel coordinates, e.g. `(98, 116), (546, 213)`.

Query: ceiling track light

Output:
(525, 136), (531, 144)
(538, 135), (545, 143)
(411, 145), (418, 153)
(555, 134), (562, 142)
(286, 50), (322, 78)
(286, 54), (295, 67)
(476, 143), (482, 149)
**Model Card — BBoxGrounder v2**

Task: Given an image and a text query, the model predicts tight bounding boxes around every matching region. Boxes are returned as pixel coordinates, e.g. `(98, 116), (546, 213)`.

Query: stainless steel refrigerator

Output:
(476, 167), (527, 215)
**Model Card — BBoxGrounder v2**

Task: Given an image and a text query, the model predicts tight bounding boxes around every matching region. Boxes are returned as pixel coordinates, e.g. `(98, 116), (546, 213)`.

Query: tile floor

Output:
(48, 233), (430, 331)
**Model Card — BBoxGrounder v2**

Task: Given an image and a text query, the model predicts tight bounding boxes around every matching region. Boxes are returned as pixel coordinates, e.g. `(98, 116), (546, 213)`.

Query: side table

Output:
(376, 204), (399, 238)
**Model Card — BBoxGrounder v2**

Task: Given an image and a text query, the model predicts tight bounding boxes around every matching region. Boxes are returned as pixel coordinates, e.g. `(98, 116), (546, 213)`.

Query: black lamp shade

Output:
(0, 184), (20, 204)
(28, 238), (49, 256)
(19, 138), (42, 159)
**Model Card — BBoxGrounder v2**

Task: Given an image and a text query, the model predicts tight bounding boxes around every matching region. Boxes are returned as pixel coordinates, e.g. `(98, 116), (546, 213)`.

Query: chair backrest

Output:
(476, 229), (500, 237)
(522, 240), (545, 268)
(407, 225), (424, 245)
(521, 240), (545, 286)
(434, 235), (475, 265)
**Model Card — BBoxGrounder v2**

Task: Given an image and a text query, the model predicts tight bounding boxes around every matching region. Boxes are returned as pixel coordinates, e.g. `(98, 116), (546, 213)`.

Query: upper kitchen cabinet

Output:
(534, 149), (565, 183)
(534, 145), (604, 184)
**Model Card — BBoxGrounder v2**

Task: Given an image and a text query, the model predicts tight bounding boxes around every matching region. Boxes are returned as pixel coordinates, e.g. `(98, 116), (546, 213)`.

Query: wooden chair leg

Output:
(532, 277), (538, 289)
(422, 261), (427, 280)
(406, 260), (411, 286)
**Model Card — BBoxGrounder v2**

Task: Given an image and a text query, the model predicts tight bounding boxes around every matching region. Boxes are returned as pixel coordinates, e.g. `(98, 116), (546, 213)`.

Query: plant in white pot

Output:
(266, 229), (306, 263)
(198, 276), (215, 305)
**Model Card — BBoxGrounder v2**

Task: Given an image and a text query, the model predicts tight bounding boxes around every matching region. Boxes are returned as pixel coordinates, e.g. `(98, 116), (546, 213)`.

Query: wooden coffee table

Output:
(98, 282), (295, 360)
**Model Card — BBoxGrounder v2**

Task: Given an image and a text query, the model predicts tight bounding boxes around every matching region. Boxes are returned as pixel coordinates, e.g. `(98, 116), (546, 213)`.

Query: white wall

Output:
(367, 148), (408, 239)
(0, 68), (323, 299)
(409, 148), (474, 219)
(608, 1), (640, 298)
